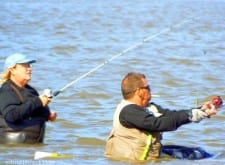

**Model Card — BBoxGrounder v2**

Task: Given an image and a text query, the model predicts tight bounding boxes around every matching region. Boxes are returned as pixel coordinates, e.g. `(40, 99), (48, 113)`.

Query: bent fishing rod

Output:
(52, 17), (196, 98)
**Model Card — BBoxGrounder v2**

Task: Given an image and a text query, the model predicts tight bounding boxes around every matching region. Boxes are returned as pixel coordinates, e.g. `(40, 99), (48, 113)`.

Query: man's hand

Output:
(48, 112), (57, 121)
(201, 102), (218, 116)
(39, 95), (51, 107)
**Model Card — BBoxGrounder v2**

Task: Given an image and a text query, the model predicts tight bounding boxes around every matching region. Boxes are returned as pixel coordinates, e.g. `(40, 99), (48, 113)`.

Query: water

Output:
(0, 0), (225, 164)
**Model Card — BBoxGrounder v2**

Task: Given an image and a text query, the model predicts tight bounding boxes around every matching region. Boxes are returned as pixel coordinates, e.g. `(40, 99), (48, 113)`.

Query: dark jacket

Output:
(119, 103), (191, 132)
(0, 80), (50, 143)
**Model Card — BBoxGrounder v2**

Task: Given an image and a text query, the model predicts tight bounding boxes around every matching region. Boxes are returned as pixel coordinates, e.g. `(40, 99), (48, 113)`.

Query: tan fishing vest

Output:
(105, 100), (162, 162)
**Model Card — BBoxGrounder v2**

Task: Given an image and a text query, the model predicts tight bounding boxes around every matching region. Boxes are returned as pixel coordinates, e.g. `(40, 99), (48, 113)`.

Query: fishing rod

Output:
(52, 17), (196, 98)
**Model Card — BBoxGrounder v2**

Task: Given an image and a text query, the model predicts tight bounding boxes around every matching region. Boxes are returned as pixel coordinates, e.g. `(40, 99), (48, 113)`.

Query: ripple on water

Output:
(76, 137), (105, 146)
(1, 0), (225, 164)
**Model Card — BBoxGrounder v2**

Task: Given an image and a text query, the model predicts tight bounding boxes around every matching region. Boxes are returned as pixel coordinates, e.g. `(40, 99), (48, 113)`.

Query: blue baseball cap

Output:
(4, 53), (36, 70)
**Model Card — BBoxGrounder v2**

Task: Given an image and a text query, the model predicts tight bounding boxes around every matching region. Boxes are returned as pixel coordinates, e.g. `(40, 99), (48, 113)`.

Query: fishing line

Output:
(53, 17), (196, 97)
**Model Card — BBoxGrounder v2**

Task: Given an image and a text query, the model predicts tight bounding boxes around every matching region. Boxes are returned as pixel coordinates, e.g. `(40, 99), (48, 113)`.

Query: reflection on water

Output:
(0, 0), (225, 164)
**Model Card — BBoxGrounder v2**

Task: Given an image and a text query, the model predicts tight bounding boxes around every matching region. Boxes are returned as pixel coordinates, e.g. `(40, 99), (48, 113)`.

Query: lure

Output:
(211, 96), (223, 108)
(207, 96), (223, 109)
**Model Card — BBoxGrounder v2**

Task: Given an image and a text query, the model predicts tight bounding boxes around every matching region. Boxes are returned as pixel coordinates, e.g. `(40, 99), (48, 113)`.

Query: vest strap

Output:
(10, 83), (24, 102)
(139, 133), (152, 160)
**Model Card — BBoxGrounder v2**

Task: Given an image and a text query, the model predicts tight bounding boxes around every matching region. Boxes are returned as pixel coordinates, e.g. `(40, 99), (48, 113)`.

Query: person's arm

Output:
(0, 91), (44, 122)
(22, 84), (51, 121)
(119, 104), (191, 132)
(150, 102), (187, 116)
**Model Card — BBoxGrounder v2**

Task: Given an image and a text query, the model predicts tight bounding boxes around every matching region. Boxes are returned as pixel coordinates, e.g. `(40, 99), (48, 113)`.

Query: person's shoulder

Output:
(0, 82), (11, 92)
(25, 84), (38, 94)
(0, 84), (12, 100)
(122, 104), (142, 112)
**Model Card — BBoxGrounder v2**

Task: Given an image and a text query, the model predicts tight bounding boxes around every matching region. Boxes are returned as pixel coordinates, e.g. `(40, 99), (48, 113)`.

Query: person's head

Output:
(1, 53), (36, 87)
(121, 72), (151, 107)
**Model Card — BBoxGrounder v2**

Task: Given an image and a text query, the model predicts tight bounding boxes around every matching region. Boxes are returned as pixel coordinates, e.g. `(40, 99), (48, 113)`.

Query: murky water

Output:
(0, 0), (224, 164)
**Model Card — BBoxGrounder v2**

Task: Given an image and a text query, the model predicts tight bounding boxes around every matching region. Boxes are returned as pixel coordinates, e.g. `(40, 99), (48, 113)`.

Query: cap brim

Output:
(18, 59), (36, 64)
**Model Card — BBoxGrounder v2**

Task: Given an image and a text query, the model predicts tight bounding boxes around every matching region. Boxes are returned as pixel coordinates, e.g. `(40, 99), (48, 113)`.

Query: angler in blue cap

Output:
(0, 53), (57, 144)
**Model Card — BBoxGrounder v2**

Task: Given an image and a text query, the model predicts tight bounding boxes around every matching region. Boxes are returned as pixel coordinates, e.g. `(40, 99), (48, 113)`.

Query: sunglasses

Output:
(139, 85), (151, 91)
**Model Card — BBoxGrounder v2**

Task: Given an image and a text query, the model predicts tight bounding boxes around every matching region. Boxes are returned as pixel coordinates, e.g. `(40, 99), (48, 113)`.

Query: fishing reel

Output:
(43, 88), (53, 98)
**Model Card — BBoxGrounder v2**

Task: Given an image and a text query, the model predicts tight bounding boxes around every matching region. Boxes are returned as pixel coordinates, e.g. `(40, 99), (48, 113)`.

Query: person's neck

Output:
(10, 78), (27, 88)
(126, 96), (142, 107)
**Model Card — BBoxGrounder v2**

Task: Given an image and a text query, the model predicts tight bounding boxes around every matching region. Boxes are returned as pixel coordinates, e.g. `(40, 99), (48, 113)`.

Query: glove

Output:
(189, 109), (208, 123)
(42, 88), (53, 98)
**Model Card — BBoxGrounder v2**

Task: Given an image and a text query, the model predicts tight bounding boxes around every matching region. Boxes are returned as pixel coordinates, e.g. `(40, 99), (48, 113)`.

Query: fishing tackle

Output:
(211, 96), (223, 108)
(52, 17), (196, 98)
(207, 96), (223, 109)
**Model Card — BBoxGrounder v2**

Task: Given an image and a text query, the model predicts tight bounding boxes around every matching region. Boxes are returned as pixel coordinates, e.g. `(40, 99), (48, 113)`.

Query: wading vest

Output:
(0, 82), (46, 144)
(105, 100), (162, 162)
